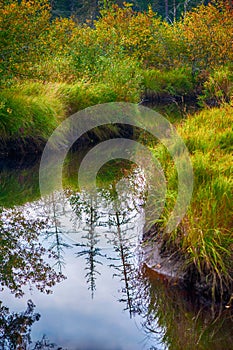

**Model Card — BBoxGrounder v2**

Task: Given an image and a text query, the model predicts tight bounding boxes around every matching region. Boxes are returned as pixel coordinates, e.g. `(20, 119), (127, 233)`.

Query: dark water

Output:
(0, 154), (233, 350)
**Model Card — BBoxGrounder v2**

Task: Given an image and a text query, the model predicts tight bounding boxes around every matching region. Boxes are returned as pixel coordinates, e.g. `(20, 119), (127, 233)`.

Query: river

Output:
(0, 152), (232, 350)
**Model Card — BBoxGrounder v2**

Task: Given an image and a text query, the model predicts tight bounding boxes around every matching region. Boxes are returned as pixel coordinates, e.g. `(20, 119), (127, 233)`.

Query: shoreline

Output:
(142, 225), (233, 307)
(0, 102), (232, 308)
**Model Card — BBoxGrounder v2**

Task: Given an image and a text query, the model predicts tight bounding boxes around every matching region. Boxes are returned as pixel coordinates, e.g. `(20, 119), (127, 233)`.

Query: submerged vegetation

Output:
(0, 0), (233, 304)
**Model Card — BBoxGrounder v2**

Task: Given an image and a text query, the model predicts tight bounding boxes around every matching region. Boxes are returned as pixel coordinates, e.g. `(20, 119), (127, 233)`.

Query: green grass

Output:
(142, 67), (195, 97)
(0, 78), (140, 146)
(149, 104), (233, 301)
(0, 83), (62, 141)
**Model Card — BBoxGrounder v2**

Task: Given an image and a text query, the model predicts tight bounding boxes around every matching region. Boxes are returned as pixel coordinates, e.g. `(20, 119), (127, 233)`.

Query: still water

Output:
(0, 154), (232, 350)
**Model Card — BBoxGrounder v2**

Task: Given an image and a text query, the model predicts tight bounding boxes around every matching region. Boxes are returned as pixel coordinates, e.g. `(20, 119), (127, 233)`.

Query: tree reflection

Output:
(106, 208), (140, 318)
(69, 170), (144, 310)
(33, 335), (66, 350)
(0, 208), (64, 297)
(0, 299), (40, 349)
(67, 177), (233, 349)
(41, 192), (72, 272)
(0, 300), (66, 350)
(70, 192), (106, 298)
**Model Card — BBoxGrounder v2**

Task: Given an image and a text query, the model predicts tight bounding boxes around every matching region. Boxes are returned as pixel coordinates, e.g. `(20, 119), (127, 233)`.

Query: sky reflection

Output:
(1, 161), (232, 350)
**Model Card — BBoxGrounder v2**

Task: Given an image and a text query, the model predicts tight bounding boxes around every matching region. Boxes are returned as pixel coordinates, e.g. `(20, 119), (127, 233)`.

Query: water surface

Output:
(0, 154), (232, 350)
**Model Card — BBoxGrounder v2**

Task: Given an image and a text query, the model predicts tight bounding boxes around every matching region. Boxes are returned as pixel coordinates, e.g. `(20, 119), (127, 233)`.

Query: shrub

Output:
(199, 66), (233, 106)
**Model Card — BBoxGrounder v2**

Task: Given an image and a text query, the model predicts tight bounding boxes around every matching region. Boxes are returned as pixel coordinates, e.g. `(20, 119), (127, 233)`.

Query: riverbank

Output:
(1, 101), (232, 306)
(0, 81), (121, 157)
(142, 104), (233, 305)
(1, 2), (233, 155)
(1, 0), (232, 306)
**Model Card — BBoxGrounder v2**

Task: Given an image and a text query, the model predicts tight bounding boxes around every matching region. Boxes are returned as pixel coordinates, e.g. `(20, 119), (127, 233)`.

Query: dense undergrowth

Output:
(0, 0), (233, 303)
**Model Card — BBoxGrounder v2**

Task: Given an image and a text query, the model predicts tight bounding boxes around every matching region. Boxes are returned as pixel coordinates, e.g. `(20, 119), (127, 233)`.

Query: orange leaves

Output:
(93, 4), (170, 66)
(0, 0), (51, 77)
(180, 2), (233, 70)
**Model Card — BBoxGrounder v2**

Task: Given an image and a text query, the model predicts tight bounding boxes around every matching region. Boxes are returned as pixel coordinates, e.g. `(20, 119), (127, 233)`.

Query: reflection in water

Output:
(107, 209), (137, 318)
(0, 299), (66, 349)
(0, 299), (39, 349)
(0, 300), (65, 350)
(72, 194), (105, 297)
(41, 192), (72, 272)
(0, 209), (64, 297)
(0, 159), (233, 349)
(68, 169), (145, 303)
(138, 265), (233, 350)
(0, 160), (40, 207)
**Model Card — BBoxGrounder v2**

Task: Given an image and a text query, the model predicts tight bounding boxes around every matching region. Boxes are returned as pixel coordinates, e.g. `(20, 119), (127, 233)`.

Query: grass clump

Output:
(199, 66), (233, 106)
(57, 82), (118, 114)
(0, 80), (132, 147)
(0, 86), (60, 141)
(150, 105), (233, 301)
(142, 67), (195, 98)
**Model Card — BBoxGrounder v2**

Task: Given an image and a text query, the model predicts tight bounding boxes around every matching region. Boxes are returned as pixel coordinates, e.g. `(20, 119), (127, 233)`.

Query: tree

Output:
(0, 0), (51, 84)
(180, 1), (233, 70)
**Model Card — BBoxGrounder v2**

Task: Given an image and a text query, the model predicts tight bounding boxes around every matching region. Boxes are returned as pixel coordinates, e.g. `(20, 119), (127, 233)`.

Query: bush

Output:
(199, 66), (233, 106)
(96, 57), (143, 102)
(180, 3), (233, 71)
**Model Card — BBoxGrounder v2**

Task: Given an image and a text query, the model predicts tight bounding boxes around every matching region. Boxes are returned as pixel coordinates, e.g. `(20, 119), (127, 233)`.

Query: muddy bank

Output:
(141, 89), (198, 105)
(142, 225), (233, 307)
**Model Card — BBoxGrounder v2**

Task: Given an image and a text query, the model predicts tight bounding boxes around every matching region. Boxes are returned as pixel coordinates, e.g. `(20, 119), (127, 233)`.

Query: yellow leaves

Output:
(147, 5), (154, 18)
(123, 2), (133, 8)
(180, 2), (233, 69)
(92, 4), (169, 65)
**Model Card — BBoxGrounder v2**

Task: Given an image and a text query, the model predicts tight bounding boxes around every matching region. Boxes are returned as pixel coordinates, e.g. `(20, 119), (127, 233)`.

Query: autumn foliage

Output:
(1, 0), (233, 86)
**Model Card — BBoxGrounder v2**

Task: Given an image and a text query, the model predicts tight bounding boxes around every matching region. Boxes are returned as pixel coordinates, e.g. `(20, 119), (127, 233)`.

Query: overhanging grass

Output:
(0, 83), (62, 141)
(0, 79), (138, 147)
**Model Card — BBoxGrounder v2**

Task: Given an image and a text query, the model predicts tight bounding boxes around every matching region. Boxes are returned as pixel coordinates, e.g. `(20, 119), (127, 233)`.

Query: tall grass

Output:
(149, 105), (233, 301)
(142, 67), (195, 97)
(0, 78), (139, 147)
(0, 83), (63, 141)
